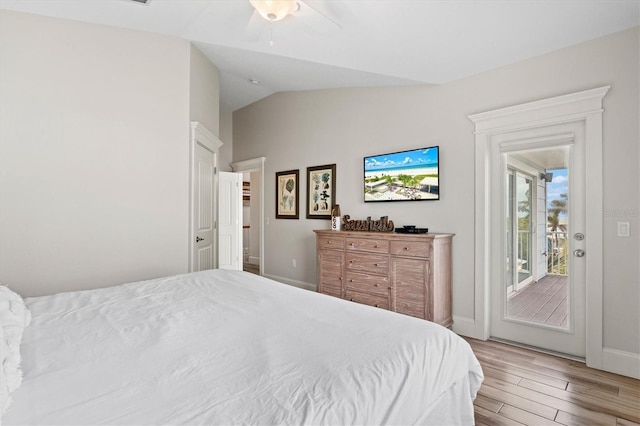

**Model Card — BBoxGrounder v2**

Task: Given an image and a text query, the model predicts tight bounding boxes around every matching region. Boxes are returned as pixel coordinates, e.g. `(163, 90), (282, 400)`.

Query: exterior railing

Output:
(517, 230), (531, 273)
(547, 231), (568, 275)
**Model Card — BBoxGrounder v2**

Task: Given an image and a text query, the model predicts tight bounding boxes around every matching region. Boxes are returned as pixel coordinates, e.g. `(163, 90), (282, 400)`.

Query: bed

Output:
(2, 269), (483, 425)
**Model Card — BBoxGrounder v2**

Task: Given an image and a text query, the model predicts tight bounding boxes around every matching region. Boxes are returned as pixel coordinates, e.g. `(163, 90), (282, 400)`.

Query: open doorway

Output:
(231, 157), (265, 276)
(242, 174), (260, 275)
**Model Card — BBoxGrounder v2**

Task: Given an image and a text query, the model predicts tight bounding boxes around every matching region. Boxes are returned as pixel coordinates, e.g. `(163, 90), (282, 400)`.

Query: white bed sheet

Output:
(4, 270), (483, 425)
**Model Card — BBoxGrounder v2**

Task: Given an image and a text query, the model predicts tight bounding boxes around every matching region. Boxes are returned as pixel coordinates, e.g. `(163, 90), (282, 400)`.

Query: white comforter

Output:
(4, 270), (483, 425)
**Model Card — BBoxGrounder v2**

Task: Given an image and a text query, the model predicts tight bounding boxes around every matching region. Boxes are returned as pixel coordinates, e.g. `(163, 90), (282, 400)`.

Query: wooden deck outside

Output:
(507, 274), (568, 328)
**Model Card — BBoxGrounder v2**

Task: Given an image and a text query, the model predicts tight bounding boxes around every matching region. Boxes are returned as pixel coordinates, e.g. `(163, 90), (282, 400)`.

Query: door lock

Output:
(196, 236), (204, 243)
(574, 249), (585, 257)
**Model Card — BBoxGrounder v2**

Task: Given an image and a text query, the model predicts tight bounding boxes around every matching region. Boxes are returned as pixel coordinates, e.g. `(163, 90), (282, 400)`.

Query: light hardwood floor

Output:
(466, 338), (640, 426)
(243, 262), (259, 275)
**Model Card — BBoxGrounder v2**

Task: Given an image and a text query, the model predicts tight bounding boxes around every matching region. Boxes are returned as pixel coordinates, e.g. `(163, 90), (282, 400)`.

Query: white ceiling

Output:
(1, 0), (638, 112)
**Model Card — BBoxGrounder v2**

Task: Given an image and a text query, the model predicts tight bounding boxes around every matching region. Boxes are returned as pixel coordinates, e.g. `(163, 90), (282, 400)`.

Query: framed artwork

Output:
(307, 164), (336, 219)
(275, 169), (299, 219)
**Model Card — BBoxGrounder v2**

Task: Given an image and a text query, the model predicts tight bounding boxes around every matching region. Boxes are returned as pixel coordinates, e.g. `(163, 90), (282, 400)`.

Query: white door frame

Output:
(189, 121), (223, 272)
(231, 157), (266, 276)
(469, 86), (609, 369)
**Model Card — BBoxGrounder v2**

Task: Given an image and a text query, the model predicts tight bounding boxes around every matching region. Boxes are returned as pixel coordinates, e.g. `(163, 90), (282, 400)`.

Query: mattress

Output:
(3, 269), (483, 425)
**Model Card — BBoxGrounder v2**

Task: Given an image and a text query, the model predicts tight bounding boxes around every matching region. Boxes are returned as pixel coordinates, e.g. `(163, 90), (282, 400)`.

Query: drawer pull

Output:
(349, 279), (354, 282)
(374, 245), (379, 248)
(404, 247), (409, 251)
(374, 284), (379, 287)
(374, 304), (380, 308)
(374, 263), (379, 267)
(350, 243), (355, 246)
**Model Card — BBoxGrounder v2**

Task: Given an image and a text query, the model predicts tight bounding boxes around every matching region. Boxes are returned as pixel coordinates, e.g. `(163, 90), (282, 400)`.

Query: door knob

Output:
(196, 236), (204, 243)
(574, 249), (585, 257)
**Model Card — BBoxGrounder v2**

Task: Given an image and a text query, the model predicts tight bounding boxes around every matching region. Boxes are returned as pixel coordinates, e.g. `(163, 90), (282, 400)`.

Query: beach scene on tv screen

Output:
(364, 147), (439, 201)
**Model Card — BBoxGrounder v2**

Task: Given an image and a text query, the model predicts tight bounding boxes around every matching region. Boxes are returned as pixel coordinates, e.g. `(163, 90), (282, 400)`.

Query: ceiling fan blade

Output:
(295, 0), (341, 33)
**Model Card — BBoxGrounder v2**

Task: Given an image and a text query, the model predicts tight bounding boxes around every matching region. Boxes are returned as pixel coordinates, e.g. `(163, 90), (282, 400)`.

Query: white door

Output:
(191, 142), (216, 271)
(218, 171), (242, 270)
(490, 122), (587, 357)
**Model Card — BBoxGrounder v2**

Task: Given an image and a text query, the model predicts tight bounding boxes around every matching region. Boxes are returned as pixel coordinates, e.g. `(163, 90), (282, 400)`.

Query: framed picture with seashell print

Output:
(306, 164), (336, 220)
(276, 169), (299, 219)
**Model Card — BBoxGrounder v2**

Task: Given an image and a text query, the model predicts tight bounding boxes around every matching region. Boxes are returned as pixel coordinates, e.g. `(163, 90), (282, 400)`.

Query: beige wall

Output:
(190, 44), (220, 138)
(219, 109), (233, 171)
(0, 11), (218, 296)
(233, 27), (639, 355)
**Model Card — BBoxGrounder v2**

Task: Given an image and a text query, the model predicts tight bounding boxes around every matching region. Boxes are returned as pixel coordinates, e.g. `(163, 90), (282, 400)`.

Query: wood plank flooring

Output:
(507, 274), (568, 327)
(466, 338), (640, 426)
(243, 262), (259, 275)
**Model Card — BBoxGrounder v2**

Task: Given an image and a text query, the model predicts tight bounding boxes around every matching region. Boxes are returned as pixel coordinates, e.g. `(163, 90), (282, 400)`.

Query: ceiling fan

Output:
(245, 0), (341, 44)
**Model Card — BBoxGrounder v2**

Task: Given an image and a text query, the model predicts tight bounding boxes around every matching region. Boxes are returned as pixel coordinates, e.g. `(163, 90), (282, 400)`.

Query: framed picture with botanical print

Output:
(275, 169), (299, 219)
(306, 164), (336, 219)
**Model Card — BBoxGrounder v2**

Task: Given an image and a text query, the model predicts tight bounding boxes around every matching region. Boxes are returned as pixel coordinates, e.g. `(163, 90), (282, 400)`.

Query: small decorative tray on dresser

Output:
(314, 230), (454, 328)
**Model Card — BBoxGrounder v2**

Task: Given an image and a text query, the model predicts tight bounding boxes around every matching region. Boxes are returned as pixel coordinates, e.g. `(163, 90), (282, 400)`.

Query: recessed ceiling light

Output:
(249, 79), (260, 85)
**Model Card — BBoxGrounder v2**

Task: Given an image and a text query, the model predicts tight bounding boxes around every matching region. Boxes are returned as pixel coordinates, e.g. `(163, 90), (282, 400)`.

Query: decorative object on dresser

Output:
(330, 204), (341, 231)
(342, 215), (395, 232)
(314, 229), (454, 327)
(275, 169), (299, 219)
(395, 226), (429, 234)
(306, 164), (336, 219)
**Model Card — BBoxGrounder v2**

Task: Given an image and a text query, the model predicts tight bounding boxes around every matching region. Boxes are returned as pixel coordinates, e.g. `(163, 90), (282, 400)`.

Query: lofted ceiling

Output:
(1, 0), (638, 112)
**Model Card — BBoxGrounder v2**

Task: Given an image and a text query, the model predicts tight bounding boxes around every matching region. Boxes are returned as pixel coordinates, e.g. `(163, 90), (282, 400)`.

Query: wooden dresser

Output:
(314, 229), (454, 327)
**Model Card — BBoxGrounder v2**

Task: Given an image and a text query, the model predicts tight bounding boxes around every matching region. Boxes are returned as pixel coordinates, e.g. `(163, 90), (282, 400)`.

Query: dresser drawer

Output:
(318, 235), (345, 250)
(346, 252), (389, 276)
(345, 290), (390, 310)
(319, 251), (343, 278)
(396, 300), (427, 319)
(346, 237), (389, 253)
(390, 240), (430, 258)
(345, 271), (389, 296)
(320, 284), (342, 299)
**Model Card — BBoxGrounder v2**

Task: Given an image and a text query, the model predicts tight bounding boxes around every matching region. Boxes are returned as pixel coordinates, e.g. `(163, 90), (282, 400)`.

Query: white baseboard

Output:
(452, 316), (481, 338)
(264, 274), (316, 292)
(602, 347), (640, 379)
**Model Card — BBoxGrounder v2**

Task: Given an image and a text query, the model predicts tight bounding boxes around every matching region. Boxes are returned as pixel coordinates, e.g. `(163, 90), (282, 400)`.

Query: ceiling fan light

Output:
(249, 0), (297, 22)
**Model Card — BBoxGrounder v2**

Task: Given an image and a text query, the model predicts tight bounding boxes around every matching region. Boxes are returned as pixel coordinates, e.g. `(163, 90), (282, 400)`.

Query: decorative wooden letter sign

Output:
(342, 215), (395, 232)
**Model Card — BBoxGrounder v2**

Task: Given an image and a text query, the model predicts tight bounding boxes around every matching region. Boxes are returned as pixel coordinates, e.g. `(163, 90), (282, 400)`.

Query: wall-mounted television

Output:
(364, 146), (439, 202)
